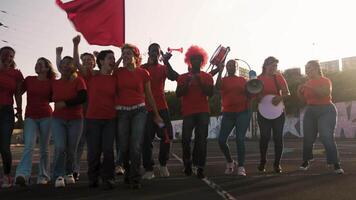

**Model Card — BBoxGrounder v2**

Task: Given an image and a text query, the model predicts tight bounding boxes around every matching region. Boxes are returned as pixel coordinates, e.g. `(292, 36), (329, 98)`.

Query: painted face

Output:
(35, 59), (49, 75)
(81, 54), (95, 69)
(122, 48), (135, 66)
(226, 60), (237, 75)
(190, 55), (203, 73)
(59, 57), (76, 76)
(0, 49), (15, 67)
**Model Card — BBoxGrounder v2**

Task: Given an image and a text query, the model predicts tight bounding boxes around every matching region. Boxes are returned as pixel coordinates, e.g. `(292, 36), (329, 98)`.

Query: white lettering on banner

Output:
(171, 101), (356, 139)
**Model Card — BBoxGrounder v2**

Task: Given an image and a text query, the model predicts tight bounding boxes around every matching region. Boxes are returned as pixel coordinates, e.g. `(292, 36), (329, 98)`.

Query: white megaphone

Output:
(236, 59), (264, 95)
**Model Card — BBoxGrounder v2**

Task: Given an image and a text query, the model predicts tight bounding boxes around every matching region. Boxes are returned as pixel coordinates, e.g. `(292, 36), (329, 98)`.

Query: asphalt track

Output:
(1, 138), (356, 200)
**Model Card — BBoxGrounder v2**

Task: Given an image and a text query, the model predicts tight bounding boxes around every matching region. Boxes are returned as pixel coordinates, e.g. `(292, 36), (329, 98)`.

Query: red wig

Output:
(121, 43), (142, 66)
(184, 45), (208, 69)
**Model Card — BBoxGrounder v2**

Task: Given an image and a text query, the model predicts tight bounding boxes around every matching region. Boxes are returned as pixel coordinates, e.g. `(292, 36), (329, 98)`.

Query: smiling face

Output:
(100, 52), (115, 71)
(81, 54), (95, 69)
(35, 59), (49, 75)
(59, 57), (76, 76)
(122, 48), (136, 67)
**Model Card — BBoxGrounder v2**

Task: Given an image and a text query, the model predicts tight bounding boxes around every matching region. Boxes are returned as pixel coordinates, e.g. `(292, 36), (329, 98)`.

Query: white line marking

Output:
(172, 152), (237, 200)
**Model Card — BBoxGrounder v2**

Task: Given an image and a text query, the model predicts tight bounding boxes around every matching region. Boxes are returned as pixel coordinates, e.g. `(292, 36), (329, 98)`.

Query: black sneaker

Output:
(299, 161), (310, 171)
(89, 180), (99, 188)
(184, 166), (193, 176)
(73, 172), (80, 181)
(274, 165), (283, 174)
(15, 175), (27, 187)
(196, 168), (205, 179)
(102, 179), (115, 190)
(257, 163), (266, 172)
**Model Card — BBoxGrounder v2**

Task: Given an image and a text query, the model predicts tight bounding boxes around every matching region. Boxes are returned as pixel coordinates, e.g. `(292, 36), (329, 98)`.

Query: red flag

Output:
(56, 0), (125, 47)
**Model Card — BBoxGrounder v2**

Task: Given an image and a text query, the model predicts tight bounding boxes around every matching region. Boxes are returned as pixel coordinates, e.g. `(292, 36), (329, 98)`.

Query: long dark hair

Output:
(38, 57), (57, 79)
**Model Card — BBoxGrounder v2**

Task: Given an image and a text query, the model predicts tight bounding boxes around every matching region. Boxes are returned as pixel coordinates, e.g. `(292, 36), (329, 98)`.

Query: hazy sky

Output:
(1, 0), (356, 91)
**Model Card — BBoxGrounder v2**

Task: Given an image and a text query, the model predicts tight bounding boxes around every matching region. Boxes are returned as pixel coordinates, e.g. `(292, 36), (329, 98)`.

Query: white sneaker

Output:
(237, 166), (247, 176)
(142, 171), (155, 180)
(64, 174), (75, 184)
(334, 168), (344, 174)
(1, 175), (13, 188)
(224, 161), (236, 175)
(115, 165), (125, 175)
(55, 177), (65, 188)
(192, 165), (198, 175)
(159, 166), (170, 177)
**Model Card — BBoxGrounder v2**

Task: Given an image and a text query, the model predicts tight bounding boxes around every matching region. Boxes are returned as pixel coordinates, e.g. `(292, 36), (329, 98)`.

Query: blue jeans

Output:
(74, 119), (86, 174)
(86, 118), (115, 182)
(51, 118), (83, 179)
(114, 115), (123, 167)
(15, 117), (51, 181)
(142, 109), (173, 171)
(303, 104), (340, 164)
(218, 110), (251, 166)
(0, 105), (14, 175)
(182, 112), (210, 169)
(117, 107), (147, 184)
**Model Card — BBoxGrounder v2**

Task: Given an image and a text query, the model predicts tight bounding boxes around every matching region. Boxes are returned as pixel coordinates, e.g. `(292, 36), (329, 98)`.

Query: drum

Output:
(258, 95), (284, 119)
(210, 45), (230, 66)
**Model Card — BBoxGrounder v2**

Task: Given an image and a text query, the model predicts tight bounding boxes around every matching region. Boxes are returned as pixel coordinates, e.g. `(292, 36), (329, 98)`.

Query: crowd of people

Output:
(0, 37), (344, 190)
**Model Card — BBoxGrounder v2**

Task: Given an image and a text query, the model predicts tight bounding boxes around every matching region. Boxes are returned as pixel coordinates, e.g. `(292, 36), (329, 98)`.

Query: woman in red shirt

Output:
(215, 59), (251, 176)
(115, 44), (162, 189)
(52, 47), (87, 188)
(15, 57), (56, 186)
(257, 56), (290, 173)
(297, 60), (343, 174)
(0, 46), (24, 188)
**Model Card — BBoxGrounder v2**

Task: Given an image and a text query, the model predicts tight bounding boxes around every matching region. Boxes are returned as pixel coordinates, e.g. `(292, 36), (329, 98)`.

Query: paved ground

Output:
(1, 138), (356, 200)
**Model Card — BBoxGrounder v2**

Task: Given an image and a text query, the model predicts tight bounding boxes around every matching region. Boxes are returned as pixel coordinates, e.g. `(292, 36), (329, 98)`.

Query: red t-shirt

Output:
(52, 76), (87, 120)
(0, 68), (24, 105)
(302, 77), (332, 105)
(115, 67), (150, 106)
(220, 76), (249, 112)
(142, 63), (168, 111)
(258, 74), (288, 96)
(24, 76), (52, 119)
(86, 74), (116, 119)
(177, 71), (213, 116)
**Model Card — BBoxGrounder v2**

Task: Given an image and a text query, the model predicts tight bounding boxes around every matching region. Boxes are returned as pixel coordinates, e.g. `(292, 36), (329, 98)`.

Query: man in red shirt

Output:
(176, 45), (214, 179)
(141, 43), (179, 180)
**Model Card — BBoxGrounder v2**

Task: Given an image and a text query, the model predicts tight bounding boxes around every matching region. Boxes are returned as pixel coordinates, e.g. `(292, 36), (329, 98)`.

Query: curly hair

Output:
(122, 43), (142, 67)
(184, 45), (208, 69)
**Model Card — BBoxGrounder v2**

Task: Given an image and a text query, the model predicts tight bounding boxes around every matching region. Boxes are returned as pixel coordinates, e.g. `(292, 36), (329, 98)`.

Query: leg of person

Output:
(271, 113), (285, 173)
(51, 118), (67, 188)
(117, 110), (131, 185)
(142, 111), (156, 180)
(301, 106), (318, 170)
(86, 119), (102, 188)
(318, 105), (343, 174)
(74, 119), (86, 181)
(129, 107), (147, 189)
(15, 118), (38, 186)
(235, 110), (252, 176)
(101, 118), (116, 189)
(114, 114), (124, 175)
(65, 119), (83, 184)
(194, 113), (209, 179)
(37, 117), (51, 184)
(0, 106), (14, 188)
(157, 109), (172, 177)
(257, 112), (272, 172)
(218, 112), (236, 175)
(182, 115), (195, 176)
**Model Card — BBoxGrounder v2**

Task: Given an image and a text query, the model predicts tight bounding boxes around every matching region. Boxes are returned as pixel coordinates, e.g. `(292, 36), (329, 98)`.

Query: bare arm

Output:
(56, 47), (63, 72)
(72, 35), (88, 77)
